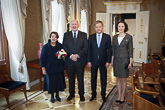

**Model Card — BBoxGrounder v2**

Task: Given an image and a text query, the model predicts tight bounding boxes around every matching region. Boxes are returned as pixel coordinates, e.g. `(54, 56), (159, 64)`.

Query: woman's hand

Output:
(128, 63), (132, 69)
(43, 70), (46, 75)
(111, 63), (113, 67)
(42, 67), (46, 75)
(128, 58), (133, 69)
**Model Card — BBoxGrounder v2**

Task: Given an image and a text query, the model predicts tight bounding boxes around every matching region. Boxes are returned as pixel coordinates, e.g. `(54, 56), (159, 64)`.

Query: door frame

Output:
(109, 11), (149, 63)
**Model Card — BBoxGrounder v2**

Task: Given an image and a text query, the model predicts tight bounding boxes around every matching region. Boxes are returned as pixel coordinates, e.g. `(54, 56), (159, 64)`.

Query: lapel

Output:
(119, 34), (127, 46)
(93, 33), (98, 48)
(99, 33), (105, 48)
(69, 31), (75, 46)
(115, 34), (120, 46)
(116, 34), (127, 46)
(76, 31), (81, 46)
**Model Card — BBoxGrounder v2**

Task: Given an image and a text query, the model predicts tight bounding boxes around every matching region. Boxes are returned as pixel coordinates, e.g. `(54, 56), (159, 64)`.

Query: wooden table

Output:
(27, 59), (42, 90)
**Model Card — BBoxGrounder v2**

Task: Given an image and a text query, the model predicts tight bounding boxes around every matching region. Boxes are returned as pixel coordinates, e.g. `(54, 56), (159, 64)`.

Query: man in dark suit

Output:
(87, 20), (112, 101)
(63, 20), (88, 101)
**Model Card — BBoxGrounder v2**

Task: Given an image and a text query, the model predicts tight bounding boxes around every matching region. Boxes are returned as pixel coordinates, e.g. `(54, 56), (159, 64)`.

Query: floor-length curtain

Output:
(70, 0), (80, 26)
(76, 0), (81, 24)
(41, 0), (66, 44)
(69, 0), (91, 36)
(80, 9), (88, 37)
(41, 0), (51, 44)
(70, 0), (75, 21)
(51, 0), (66, 43)
(1, 0), (30, 90)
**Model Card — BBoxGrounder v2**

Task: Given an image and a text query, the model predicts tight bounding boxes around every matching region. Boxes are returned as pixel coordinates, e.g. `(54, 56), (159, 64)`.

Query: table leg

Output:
(39, 68), (42, 90)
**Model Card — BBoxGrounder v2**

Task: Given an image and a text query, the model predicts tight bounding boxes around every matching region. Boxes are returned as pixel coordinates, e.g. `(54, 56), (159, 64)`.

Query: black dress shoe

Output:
(116, 100), (120, 103)
(102, 96), (106, 101)
(89, 96), (96, 101)
(50, 96), (55, 103)
(67, 95), (75, 101)
(120, 100), (125, 103)
(56, 95), (61, 102)
(120, 97), (125, 104)
(80, 96), (85, 101)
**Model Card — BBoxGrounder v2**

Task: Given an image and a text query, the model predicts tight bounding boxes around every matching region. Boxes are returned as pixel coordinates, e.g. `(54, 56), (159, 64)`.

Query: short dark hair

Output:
(49, 32), (59, 38)
(115, 21), (128, 32)
(94, 20), (103, 27)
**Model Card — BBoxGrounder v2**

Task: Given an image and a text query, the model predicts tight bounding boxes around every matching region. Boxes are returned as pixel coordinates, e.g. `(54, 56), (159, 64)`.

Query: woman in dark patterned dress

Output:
(40, 32), (66, 103)
(111, 21), (133, 103)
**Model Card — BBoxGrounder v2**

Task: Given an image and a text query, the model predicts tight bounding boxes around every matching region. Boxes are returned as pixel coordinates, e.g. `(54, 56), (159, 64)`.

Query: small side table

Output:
(27, 59), (42, 90)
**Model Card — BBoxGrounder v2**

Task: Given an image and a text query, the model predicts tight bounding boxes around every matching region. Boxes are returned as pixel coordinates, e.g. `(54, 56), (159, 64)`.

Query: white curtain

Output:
(69, 0), (91, 36)
(70, 0), (80, 27)
(70, 0), (75, 21)
(41, 0), (66, 44)
(76, 0), (81, 24)
(1, 0), (30, 90)
(51, 0), (66, 43)
(41, 0), (51, 44)
(80, 9), (88, 37)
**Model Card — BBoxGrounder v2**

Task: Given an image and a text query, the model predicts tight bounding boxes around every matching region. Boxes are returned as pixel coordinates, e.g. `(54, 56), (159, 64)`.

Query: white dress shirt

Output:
(72, 30), (78, 38)
(70, 30), (80, 59)
(118, 34), (125, 45)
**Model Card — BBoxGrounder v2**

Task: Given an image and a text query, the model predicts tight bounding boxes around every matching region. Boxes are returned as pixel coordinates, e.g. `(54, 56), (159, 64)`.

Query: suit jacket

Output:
(112, 33), (133, 58)
(87, 33), (112, 66)
(63, 31), (88, 67)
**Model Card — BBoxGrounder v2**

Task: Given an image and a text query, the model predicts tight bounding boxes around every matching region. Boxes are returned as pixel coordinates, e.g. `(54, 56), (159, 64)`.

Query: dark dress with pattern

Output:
(112, 33), (133, 78)
(40, 40), (66, 93)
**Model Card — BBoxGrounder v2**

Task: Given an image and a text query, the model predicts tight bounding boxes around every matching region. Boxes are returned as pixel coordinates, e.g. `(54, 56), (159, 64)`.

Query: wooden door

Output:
(96, 13), (111, 35)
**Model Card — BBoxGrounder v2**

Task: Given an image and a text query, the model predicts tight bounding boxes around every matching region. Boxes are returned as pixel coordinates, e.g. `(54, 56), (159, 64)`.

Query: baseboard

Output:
(30, 77), (44, 87)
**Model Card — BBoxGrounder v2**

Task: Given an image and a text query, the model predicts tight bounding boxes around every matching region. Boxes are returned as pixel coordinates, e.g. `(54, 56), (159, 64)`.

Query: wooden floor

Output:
(0, 63), (141, 110)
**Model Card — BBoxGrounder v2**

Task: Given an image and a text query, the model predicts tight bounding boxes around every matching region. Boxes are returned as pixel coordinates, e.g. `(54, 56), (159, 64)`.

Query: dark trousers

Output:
(91, 65), (107, 97)
(67, 65), (85, 96)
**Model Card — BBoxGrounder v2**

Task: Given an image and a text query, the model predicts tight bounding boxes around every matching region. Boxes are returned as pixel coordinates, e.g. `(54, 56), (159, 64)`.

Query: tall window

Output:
(0, 1), (6, 65)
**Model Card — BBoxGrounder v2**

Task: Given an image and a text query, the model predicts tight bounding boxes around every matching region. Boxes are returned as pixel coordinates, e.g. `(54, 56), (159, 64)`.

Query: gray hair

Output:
(94, 20), (103, 27)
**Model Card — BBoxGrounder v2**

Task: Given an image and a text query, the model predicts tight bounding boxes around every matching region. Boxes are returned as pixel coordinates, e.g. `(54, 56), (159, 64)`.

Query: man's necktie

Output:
(74, 32), (76, 45)
(98, 34), (100, 48)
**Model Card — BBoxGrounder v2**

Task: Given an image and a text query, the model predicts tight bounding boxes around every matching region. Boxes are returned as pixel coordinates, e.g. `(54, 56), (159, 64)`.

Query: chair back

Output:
(0, 65), (10, 84)
(142, 62), (159, 76)
(142, 62), (160, 86)
(161, 45), (165, 57)
(132, 68), (139, 92)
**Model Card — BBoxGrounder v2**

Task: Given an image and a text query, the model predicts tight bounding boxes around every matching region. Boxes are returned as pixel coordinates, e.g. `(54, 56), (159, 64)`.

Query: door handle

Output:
(144, 37), (148, 42)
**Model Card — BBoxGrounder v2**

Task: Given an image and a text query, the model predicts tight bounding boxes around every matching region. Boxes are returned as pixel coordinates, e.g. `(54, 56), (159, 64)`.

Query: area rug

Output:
(99, 86), (133, 110)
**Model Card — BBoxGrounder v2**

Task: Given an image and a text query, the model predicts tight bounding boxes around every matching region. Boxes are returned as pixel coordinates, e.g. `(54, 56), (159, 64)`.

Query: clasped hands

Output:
(88, 62), (110, 68)
(71, 54), (79, 61)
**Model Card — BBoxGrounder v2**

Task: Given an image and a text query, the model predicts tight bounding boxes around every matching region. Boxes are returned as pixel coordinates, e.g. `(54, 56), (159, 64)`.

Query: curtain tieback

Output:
(18, 54), (25, 73)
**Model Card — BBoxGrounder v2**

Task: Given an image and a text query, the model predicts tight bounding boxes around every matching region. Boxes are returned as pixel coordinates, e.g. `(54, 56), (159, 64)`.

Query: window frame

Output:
(0, 1), (8, 66)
